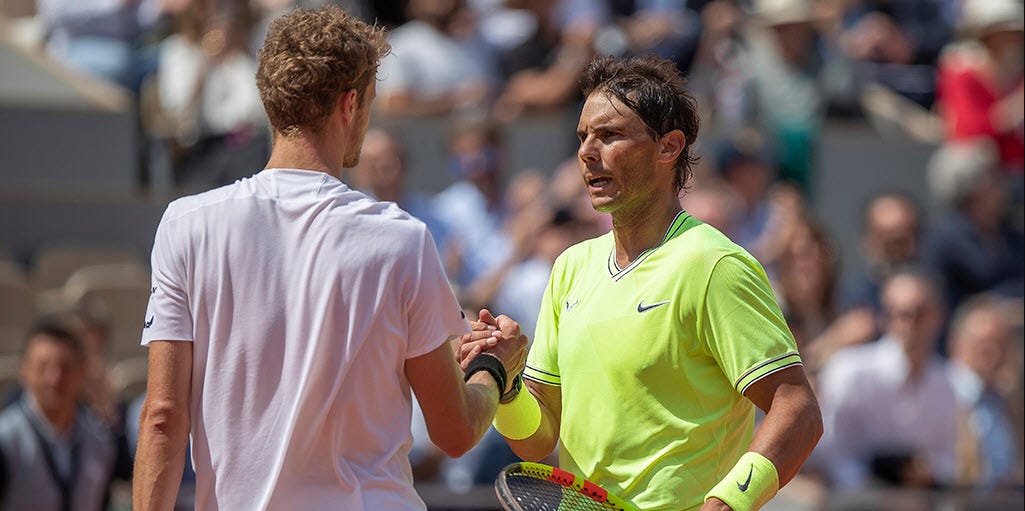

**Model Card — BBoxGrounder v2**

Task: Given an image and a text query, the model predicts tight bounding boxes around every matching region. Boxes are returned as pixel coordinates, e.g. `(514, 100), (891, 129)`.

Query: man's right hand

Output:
(456, 309), (528, 394)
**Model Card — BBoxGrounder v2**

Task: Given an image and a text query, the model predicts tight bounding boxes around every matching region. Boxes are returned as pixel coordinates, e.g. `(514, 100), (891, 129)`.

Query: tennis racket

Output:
(495, 461), (639, 511)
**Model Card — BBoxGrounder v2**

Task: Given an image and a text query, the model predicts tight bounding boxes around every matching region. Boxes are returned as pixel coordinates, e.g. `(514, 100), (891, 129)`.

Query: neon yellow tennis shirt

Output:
(523, 212), (801, 511)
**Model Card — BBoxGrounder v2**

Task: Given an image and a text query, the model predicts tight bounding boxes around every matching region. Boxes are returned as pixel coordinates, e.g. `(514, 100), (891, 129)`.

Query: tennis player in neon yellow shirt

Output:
(459, 55), (822, 511)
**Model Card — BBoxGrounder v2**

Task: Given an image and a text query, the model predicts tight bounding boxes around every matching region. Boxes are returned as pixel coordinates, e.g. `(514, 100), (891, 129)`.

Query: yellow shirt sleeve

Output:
(699, 253), (802, 394)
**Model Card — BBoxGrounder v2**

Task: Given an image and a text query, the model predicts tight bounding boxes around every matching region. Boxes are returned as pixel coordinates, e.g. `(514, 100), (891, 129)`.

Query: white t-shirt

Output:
(142, 168), (469, 510)
(815, 336), (958, 489)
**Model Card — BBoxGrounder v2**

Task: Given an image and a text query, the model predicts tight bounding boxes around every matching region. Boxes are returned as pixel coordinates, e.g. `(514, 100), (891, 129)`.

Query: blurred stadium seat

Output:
(0, 0), (35, 19)
(31, 242), (144, 292)
(59, 262), (151, 364)
(0, 353), (19, 402)
(0, 259), (35, 356)
(109, 355), (148, 404)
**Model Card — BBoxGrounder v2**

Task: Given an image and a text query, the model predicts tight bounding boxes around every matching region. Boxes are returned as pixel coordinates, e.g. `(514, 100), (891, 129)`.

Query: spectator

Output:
(54, 308), (119, 428)
(936, 0), (1024, 175)
(815, 268), (958, 490)
(827, 0), (955, 107)
(412, 169), (560, 496)
(431, 119), (516, 290)
(947, 294), (1020, 488)
(490, 0), (598, 121)
(923, 138), (1024, 314)
(714, 128), (780, 253)
(680, 177), (743, 239)
(804, 192), (921, 372)
(741, 0), (827, 189)
(148, 0), (268, 190)
(697, 0), (826, 190)
(476, 0), (562, 80)
(459, 168), (549, 310)
(348, 128), (453, 252)
(36, 0), (163, 92)
(489, 206), (584, 339)
(0, 321), (116, 511)
(587, 0), (703, 76)
(746, 182), (808, 288)
(375, 0), (495, 116)
(845, 192), (922, 315)
(776, 215), (839, 354)
(53, 308), (134, 484)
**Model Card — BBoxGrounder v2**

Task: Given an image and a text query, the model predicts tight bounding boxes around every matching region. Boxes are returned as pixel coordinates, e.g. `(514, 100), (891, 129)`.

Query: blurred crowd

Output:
(3, 0), (1019, 192)
(1, 0), (1023, 509)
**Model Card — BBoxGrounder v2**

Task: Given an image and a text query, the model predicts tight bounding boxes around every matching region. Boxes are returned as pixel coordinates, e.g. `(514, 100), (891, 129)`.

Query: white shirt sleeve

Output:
(404, 225), (469, 359)
(141, 207), (195, 345)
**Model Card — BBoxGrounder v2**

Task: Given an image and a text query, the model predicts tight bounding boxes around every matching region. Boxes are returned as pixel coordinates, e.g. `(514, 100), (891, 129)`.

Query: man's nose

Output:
(578, 138), (598, 162)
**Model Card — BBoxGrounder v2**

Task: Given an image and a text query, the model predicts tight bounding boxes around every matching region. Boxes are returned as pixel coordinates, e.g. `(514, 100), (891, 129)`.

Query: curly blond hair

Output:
(256, 6), (389, 135)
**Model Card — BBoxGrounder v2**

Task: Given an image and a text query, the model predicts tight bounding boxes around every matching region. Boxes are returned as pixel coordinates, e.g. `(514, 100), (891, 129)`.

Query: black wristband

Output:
(464, 353), (507, 400)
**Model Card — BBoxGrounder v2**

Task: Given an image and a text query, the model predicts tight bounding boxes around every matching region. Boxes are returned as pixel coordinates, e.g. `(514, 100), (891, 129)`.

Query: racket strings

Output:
(505, 473), (620, 511)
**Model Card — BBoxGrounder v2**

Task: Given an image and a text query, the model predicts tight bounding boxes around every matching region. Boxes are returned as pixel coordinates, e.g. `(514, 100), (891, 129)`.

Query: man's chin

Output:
(591, 198), (616, 213)
(34, 398), (63, 413)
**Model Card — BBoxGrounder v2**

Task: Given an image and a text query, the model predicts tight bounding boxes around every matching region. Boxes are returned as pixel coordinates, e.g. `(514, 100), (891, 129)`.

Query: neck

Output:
(375, 187), (402, 204)
(901, 344), (929, 384)
(28, 395), (74, 435)
(611, 194), (682, 267)
(966, 203), (1001, 235)
(46, 408), (75, 435)
(265, 130), (345, 179)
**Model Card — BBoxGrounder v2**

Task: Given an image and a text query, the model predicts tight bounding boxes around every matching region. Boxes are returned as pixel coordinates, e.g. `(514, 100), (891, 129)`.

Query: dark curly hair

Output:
(579, 55), (701, 192)
(256, 6), (390, 135)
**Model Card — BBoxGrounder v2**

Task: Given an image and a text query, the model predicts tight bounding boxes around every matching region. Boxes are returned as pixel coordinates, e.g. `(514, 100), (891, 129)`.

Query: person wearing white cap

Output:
(703, 0), (825, 190)
(936, 0), (1024, 174)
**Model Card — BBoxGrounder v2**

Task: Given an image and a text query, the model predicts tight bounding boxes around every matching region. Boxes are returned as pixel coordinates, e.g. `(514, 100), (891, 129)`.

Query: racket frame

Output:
(495, 461), (639, 511)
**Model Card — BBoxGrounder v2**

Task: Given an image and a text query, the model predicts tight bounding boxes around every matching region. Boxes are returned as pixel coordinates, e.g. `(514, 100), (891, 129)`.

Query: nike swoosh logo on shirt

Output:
(737, 465), (753, 492)
(636, 300), (670, 312)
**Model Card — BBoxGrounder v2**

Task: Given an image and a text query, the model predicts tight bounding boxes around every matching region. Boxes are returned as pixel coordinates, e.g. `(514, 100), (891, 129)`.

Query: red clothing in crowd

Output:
(937, 43), (1025, 173)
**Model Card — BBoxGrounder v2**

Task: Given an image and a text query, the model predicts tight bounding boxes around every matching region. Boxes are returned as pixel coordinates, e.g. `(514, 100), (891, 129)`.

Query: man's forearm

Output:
(465, 370), (502, 439)
(748, 384), (823, 486)
(505, 381), (560, 462)
(133, 400), (191, 511)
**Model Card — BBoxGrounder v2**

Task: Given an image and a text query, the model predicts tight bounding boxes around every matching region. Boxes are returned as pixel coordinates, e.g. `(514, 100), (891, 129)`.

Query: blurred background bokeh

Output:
(0, 0), (1022, 510)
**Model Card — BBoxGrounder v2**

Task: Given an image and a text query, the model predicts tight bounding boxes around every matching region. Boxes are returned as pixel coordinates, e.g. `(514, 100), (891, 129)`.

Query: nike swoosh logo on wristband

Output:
(737, 465), (753, 492)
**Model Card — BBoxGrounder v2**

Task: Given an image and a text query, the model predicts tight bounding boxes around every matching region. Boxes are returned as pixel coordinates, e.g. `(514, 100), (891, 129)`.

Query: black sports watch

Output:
(500, 372), (523, 404)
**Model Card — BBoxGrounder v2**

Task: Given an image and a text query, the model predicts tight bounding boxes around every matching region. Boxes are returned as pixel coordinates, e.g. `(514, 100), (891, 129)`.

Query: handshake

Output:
(453, 309), (529, 400)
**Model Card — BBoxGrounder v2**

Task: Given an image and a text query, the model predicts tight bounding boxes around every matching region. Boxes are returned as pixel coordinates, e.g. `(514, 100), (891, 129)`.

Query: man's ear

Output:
(338, 89), (360, 123)
(659, 129), (686, 166)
